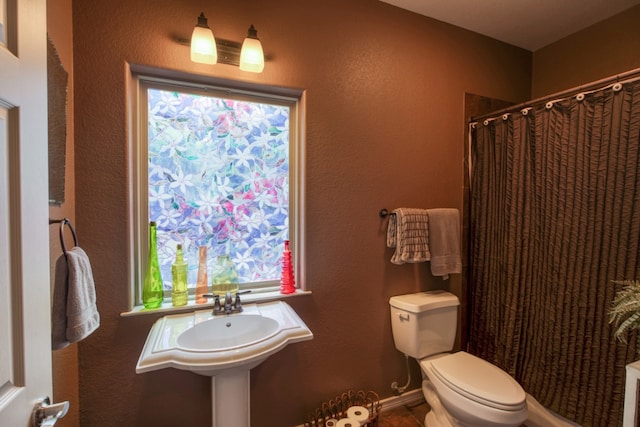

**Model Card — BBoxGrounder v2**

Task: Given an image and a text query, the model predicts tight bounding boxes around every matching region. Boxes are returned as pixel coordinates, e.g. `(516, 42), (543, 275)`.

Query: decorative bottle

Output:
(211, 255), (239, 296)
(280, 240), (296, 294)
(195, 246), (209, 304)
(171, 244), (188, 307)
(143, 221), (164, 309)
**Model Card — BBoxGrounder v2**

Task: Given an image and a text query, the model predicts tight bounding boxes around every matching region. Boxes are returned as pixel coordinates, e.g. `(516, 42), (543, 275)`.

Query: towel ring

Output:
(58, 218), (78, 255)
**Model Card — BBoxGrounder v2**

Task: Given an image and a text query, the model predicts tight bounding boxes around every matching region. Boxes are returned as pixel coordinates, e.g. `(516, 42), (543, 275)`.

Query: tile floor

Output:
(377, 400), (430, 427)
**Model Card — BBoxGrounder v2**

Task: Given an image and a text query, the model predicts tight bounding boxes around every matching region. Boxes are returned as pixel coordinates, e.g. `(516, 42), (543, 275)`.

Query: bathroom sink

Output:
(136, 300), (313, 376)
(176, 314), (280, 351)
(136, 301), (313, 426)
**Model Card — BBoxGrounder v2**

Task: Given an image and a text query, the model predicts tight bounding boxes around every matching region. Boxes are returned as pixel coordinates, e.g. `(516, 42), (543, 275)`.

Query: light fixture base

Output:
(216, 39), (241, 67)
(179, 37), (241, 67)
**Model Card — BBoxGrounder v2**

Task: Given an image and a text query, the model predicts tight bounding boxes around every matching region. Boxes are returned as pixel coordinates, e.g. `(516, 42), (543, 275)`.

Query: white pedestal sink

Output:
(136, 301), (313, 427)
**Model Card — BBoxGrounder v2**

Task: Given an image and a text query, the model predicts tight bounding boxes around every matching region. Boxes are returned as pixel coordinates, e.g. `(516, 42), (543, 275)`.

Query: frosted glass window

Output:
(134, 77), (300, 299)
(0, 0), (5, 46)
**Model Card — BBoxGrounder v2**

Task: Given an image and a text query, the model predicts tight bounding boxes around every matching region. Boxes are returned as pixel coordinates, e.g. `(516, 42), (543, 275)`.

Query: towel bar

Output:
(379, 208), (396, 218)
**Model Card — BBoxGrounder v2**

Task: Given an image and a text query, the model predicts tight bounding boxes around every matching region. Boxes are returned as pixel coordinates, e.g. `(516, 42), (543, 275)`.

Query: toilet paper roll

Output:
(346, 405), (370, 425)
(325, 419), (338, 427)
(335, 419), (359, 427)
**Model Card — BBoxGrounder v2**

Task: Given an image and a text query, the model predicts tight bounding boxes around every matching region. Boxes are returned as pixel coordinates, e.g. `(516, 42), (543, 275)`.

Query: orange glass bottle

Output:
(195, 246), (209, 303)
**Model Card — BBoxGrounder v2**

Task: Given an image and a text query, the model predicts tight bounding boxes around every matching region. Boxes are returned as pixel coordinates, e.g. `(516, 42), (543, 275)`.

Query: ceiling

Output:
(379, 0), (640, 51)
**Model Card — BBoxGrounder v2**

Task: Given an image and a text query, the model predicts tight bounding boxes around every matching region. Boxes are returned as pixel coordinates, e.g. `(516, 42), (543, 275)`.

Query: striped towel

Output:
(387, 208), (431, 264)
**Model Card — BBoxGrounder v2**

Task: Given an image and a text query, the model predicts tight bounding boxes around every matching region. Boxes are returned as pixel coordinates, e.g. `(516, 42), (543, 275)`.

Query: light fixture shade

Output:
(239, 25), (264, 73)
(191, 13), (217, 64)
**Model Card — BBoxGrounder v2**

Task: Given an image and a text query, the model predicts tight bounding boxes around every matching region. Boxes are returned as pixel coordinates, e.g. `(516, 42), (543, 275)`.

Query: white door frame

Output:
(0, 0), (54, 425)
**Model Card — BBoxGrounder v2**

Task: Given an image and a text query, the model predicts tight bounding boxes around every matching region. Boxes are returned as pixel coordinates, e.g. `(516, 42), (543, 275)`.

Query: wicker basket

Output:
(305, 390), (381, 427)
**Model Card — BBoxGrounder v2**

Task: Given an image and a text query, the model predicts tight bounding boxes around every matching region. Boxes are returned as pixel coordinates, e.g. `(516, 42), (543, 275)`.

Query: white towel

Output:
(427, 208), (462, 279)
(52, 247), (100, 350)
(387, 208), (431, 264)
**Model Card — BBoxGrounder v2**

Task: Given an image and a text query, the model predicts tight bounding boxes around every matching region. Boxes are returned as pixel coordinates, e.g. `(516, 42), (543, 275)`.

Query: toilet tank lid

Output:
(389, 291), (459, 313)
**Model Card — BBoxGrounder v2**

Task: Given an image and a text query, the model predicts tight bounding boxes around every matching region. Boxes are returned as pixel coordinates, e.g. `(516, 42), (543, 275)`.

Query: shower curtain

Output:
(469, 77), (640, 426)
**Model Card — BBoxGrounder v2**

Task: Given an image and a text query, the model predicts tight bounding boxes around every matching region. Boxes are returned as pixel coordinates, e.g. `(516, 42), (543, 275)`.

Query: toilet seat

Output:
(421, 351), (526, 411)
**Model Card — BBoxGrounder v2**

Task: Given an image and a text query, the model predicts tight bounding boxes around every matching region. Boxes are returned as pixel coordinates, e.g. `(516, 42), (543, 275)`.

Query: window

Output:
(131, 73), (303, 306)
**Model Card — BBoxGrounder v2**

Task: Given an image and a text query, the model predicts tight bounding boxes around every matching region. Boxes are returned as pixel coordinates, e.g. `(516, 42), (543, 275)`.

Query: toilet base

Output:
(425, 410), (444, 427)
(422, 379), (457, 427)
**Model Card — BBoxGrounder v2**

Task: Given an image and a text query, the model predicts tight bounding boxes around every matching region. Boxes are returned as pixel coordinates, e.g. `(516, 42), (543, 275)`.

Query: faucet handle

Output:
(201, 293), (218, 299)
(234, 290), (251, 310)
(202, 294), (222, 311)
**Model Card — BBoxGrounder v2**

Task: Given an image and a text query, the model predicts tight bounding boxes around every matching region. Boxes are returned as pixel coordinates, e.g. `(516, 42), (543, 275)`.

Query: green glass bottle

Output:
(143, 221), (164, 309)
(211, 255), (239, 296)
(171, 244), (188, 307)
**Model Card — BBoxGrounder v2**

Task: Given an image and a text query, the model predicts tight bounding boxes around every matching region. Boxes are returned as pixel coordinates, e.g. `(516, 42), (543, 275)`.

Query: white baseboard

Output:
(295, 389), (425, 426)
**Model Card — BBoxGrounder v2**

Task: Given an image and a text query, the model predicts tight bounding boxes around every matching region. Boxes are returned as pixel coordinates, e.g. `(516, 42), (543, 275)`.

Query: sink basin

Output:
(176, 314), (280, 351)
(136, 301), (313, 427)
(136, 301), (313, 376)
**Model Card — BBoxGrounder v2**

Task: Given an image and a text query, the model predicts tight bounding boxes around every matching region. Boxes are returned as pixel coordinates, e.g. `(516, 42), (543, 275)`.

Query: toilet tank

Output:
(389, 291), (459, 359)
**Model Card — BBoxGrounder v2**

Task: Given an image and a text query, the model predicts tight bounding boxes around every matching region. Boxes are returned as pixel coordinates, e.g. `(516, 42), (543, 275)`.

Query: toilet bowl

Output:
(420, 351), (527, 427)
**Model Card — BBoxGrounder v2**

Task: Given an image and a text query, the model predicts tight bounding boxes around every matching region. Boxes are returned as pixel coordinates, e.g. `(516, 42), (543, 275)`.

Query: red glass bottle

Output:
(280, 240), (296, 294)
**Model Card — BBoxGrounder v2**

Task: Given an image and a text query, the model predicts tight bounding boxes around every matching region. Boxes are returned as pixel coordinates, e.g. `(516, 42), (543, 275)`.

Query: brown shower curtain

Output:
(469, 78), (640, 426)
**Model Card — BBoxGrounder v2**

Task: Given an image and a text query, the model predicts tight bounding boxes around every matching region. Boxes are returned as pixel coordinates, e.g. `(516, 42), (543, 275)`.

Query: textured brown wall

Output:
(72, 0), (531, 425)
(532, 4), (640, 98)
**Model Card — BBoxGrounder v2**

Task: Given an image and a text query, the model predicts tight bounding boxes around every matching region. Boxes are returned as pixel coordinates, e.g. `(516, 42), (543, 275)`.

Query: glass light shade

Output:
(191, 14), (217, 64)
(239, 26), (264, 73)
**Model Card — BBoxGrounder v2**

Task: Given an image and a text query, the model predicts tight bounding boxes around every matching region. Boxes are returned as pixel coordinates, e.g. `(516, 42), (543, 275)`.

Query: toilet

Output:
(389, 291), (528, 427)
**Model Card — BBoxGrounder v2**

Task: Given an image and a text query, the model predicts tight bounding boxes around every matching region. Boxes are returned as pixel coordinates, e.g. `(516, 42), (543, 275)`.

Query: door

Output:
(0, 0), (53, 425)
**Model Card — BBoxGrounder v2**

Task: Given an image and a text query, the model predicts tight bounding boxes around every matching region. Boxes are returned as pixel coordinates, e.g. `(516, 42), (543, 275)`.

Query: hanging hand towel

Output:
(387, 208), (431, 264)
(52, 246), (100, 350)
(427, 208), (462, 279)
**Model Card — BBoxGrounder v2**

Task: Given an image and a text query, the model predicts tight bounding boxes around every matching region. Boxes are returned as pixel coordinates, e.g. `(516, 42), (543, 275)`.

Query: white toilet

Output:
(389, 290), (528, 427)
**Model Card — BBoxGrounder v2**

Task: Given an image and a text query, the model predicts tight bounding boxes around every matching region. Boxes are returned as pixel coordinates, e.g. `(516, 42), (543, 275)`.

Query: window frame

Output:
(129, 70), (305, 309)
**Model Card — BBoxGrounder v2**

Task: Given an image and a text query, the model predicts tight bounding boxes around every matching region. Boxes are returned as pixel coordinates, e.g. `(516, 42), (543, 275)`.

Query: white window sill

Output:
(120, 288), (311, 318)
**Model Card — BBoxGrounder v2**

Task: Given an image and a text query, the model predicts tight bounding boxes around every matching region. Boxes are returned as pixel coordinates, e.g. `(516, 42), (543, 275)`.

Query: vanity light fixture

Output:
(190, 13), (217, 65)
(239, 25), (264, 73)
(187, 13), (265, 73)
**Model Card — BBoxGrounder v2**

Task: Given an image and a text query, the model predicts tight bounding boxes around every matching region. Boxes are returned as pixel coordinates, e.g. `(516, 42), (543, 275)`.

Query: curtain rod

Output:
(470, 67), (640, 123)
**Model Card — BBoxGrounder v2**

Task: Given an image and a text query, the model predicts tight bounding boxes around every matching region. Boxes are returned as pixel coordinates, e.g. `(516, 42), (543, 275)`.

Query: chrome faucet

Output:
(202, 290), (251, 315)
